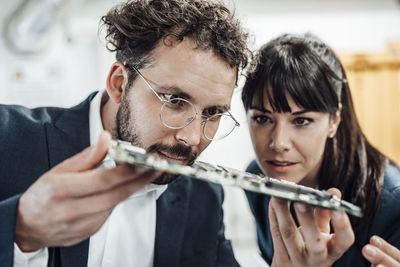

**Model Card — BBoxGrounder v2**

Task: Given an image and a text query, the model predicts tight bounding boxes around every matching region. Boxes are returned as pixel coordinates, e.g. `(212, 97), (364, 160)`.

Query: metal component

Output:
(108, 139), (363, 217)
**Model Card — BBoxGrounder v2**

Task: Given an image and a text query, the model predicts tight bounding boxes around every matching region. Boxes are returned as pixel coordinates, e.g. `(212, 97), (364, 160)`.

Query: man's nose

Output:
(269, 122), (291, 152)
(175, 115), (203, 146)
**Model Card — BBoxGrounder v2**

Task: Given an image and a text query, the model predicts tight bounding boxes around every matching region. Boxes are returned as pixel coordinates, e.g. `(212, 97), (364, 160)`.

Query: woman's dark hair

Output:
(242, 33), (386, 229)
(100, 0), (250, 87)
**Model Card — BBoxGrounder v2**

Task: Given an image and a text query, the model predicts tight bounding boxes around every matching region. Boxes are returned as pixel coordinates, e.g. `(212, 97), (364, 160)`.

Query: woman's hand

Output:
(269, 188), (355, 267)
(362, 235), (400, 267)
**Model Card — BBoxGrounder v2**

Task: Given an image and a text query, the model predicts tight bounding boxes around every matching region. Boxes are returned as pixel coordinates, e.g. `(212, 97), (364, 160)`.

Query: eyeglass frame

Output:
(124, 64), (240, 141)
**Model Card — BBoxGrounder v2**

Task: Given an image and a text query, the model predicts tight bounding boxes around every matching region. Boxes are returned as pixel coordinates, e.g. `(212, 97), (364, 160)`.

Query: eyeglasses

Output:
(127, 65), (240, 141)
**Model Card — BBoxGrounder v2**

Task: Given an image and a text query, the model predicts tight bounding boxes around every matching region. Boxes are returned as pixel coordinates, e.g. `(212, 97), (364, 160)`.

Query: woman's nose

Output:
(269, 123), (291, 152)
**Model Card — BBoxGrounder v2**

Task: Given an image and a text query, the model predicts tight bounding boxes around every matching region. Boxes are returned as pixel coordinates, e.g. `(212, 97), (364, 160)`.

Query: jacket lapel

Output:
(153, 177), (189, 267)
(45, 92), (96, 267)
(45, 92), (96, 167)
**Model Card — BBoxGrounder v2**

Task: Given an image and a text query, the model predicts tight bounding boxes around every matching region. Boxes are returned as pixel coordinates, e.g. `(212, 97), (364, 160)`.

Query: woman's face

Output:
(247, 90), (340, 187)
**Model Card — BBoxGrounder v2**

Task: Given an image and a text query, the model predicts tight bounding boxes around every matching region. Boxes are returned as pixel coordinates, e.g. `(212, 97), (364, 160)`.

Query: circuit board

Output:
(108, 140), (363, 217)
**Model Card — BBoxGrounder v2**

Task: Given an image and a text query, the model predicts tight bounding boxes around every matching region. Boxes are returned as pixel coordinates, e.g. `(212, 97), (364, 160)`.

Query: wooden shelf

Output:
(339, 43), (400, 165)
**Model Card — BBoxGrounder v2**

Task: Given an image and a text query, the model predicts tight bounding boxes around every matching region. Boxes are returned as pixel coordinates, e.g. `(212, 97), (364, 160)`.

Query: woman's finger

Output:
(270, 197), (305, 263)
(268, 200), (290, 263)
(328, 209), (355, 259)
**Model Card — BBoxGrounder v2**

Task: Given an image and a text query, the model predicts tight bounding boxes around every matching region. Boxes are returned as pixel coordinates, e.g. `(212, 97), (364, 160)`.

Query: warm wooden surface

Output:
(339, 43), (400, 165)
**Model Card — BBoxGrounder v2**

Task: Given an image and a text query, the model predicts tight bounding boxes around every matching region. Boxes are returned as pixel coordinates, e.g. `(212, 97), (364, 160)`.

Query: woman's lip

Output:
(268, 160), (296, 165)
(265, 160), (297, 173)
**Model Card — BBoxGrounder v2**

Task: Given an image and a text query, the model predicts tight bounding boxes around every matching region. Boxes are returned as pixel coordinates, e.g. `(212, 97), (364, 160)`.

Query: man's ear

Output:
(106, 62), (129, 104)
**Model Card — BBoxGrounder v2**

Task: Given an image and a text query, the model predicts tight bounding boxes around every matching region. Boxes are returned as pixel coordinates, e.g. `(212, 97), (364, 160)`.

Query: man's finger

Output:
(54, 131), (111, 172)
(370, 236), (400, 263)
(362, 244), (400, 267)
(57, 164), (161, 197)
(56, 170), (157, 223)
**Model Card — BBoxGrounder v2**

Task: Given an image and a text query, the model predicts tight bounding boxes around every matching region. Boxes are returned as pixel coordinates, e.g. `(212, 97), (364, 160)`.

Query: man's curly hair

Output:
(100, 0), (250, 86)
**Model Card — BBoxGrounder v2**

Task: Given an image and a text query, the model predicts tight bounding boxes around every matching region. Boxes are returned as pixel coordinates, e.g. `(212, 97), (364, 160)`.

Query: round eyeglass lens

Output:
(204, 113), (237, 140)
(160, 98), (196, 129)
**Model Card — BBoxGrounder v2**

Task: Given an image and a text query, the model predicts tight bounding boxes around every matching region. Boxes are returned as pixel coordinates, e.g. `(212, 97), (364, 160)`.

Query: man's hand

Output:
(269, 188), (355, 267)
(362, 235), (400, 267)
(15, 131), (160, 252)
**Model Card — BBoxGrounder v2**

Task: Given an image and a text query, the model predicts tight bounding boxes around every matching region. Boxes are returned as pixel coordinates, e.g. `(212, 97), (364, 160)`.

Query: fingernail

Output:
(365, 245), (376, 257)
(372, 236), (382, 247)
(296, 203), (307, 212)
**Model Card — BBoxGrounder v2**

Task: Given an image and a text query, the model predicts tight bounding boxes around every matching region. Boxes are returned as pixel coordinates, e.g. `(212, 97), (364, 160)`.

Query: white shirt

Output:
(14, 91), (167, 267)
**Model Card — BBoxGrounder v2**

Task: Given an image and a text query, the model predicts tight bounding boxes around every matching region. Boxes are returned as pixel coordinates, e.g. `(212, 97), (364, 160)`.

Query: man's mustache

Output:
(147, 143), (198, 165)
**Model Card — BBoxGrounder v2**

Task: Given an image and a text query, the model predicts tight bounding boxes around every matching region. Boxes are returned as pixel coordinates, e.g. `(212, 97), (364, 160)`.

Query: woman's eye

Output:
(293, 117), (312, 126)
(251, 115), (271, 124)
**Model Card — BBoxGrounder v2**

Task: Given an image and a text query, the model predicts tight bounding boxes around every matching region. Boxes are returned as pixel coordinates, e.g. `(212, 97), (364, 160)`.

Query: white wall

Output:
(1, 0), (400, 266)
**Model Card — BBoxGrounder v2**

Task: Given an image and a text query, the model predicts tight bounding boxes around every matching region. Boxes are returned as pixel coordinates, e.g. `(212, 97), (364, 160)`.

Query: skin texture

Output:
(247, 91), (340, 187)
(248, 92), (400, 266)
(362, 236), (400, 267)
(268, 189), (354, 267)
(15, 37), (236, 252)
(247, 91), (356, 266)
(103, 37), (236, 166)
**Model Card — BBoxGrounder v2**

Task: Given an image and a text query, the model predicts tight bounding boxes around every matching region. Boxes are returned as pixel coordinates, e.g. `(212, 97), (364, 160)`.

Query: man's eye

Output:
(161, 94), (180, 102)
(293, 117), (312, 126)
(161, 94), (188, 110)
(203, 107), (223, 117)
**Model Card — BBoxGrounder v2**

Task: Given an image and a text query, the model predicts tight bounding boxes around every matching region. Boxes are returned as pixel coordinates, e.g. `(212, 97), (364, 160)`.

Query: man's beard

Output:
(113, 95), (141, 147)
(113, 96), (198, 185)
(147, 142), (197, 184)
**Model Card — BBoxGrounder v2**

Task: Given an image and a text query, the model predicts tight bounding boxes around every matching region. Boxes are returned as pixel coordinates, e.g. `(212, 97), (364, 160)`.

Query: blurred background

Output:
(1, 0), (400, 266)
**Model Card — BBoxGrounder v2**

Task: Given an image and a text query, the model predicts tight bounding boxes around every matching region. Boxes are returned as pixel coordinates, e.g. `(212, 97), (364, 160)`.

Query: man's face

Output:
(112, 38), (236, 183)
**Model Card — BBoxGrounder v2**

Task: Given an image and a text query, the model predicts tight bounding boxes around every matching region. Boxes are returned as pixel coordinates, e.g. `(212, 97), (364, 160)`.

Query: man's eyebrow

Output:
(156, 85), (231, 113)
(206, 104), (231, 113)
(154, 85), (192, 99)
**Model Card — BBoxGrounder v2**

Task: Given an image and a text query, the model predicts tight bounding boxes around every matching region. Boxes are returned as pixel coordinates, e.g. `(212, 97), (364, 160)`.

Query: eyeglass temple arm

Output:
(129, 64), (165, 103)
(228, 111), (240, 127)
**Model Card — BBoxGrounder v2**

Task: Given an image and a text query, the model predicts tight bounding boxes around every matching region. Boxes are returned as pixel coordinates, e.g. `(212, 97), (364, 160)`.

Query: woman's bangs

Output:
(266, 59), (333, 113)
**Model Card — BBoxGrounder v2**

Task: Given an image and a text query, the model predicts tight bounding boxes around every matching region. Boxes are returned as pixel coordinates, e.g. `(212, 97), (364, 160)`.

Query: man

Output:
(0, 0), (250, 266)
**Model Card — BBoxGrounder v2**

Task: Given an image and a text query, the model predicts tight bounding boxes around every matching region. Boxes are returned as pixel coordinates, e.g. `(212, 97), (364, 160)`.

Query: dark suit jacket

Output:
(245, 160), (400, 267)
(0, 92), (239, 267)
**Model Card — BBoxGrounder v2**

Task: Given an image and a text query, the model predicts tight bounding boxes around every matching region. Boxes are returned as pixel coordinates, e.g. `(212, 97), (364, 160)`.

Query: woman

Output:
(242, 33), (400, 266)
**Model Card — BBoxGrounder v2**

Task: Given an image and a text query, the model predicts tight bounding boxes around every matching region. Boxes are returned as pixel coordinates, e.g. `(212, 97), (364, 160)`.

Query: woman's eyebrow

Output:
(250, 107), (311, 115)
(250, 106), (272, 113)
(292, 110), (311, 115)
